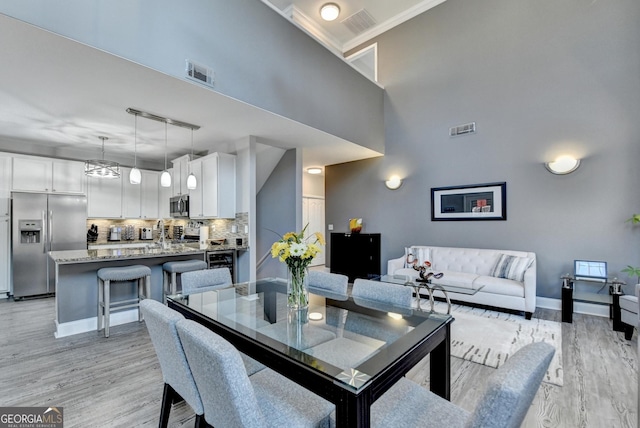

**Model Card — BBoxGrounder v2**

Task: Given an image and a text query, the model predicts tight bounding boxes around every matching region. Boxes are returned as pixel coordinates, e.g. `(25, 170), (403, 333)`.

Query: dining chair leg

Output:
(159, 383), (176, 428)
(194, 414), (208, 428)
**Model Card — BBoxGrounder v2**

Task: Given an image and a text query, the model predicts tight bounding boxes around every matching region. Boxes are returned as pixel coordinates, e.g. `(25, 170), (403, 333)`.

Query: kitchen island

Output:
(49, 245), (206, 338)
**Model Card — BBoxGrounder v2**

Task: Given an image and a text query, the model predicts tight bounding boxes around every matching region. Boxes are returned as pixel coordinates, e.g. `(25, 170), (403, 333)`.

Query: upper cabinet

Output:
(189, 153), (236, 219)
(171, 154), (191, 197)
(87, 174), (123, 218)
(12, 156), (84, 194)
(122, 168), (160, 219)
(0, 155), (10, 216)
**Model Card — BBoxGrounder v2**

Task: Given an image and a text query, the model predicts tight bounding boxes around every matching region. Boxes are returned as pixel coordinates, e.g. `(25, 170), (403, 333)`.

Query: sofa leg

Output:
(624, 325), (634, 340)
(525, 312), (533, 320)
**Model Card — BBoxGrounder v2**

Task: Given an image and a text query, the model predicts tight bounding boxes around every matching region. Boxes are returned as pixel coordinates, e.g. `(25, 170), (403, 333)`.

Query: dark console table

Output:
(561, 274), (625, 331)
(330, 233), (381, 282)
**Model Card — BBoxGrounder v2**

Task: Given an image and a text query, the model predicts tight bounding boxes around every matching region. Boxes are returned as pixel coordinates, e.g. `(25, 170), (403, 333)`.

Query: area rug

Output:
(425, 300), (563, 387)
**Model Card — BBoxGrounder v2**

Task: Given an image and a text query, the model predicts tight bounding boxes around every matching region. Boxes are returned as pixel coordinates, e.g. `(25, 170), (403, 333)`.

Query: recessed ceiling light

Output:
(320, 3), (340, 21)
(307, 167), (322, 175)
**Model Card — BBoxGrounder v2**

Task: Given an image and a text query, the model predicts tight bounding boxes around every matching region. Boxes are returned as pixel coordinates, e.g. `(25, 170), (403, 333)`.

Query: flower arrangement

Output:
(271, 224), (325, 308)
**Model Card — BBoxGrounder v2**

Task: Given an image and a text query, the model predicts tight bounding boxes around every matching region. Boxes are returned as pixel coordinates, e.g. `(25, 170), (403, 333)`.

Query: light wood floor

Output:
(0, 297), (636, 427)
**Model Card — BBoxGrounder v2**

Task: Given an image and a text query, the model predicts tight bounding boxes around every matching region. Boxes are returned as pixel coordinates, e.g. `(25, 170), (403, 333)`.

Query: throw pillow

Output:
(490, 254), (533, 282)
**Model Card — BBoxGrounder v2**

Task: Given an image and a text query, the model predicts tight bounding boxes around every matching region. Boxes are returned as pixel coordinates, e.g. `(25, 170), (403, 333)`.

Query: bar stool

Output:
(162, 260), (208, 301)
(97, 265), (151, 338)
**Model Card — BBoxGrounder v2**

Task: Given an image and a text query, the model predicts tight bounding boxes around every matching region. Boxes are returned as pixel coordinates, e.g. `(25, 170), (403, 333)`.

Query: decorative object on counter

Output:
(199, 226), (209, 250)
(129, 112), (142, 185)
(236, 238), (243, 247)
(85, 136), (121, 179)
(140, 227), (153, 240)
(210, 239), (225, 246)
(270, 224), (325, 310)
(108, 226), (121, 241)
(173, 226), (183, 240)
(123, 225), (136, 241)
(87, 224), (98, 242)
(349, 218), (363, 233)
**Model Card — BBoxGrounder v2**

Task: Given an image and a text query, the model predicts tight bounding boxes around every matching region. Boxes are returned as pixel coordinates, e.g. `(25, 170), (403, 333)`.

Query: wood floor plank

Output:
(0, 298), (636, 427)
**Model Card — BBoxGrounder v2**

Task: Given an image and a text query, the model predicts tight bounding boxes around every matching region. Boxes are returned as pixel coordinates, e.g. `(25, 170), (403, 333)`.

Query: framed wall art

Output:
(431, 182), (506, 221)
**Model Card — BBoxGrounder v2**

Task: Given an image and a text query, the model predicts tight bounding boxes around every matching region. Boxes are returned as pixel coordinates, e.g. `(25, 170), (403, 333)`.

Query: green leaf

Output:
(626, 214), (640, 224)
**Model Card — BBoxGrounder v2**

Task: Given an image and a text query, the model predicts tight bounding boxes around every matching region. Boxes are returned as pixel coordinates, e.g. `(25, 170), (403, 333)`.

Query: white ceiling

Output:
(262, 0), (447, 53)
(0, 13), (382, 172)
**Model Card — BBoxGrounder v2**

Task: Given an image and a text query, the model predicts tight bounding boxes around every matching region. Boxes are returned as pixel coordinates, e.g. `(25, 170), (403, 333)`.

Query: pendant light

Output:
(85, 136), (121, 179)
(186, 128), (197, 190)
(129, 113), (142, 184)
(160, 121), (172, 187)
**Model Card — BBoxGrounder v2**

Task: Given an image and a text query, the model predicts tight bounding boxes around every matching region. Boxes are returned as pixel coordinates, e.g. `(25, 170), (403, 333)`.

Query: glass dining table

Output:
(167, 278), (453, 428)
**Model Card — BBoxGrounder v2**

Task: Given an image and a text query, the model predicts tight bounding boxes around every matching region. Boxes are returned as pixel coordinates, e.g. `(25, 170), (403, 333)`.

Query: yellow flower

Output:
(283, 232), (297, 242)
(314, 232), (325, 246)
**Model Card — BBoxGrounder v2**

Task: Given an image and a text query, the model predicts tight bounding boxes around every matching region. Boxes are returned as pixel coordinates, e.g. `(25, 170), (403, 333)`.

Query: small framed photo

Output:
(431, 182), (506, 221)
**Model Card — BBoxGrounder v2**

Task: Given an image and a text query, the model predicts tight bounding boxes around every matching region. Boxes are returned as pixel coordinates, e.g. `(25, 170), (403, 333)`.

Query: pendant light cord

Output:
(133, 114), (138, 167)
(164, 121), (168, 170)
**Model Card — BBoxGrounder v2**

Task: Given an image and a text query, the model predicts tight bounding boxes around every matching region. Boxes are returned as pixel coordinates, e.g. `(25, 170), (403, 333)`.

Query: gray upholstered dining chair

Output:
(308, 271), (349, 297)
(369, 341), (555, 428)
(140, 299), (264, 428)
(181, 267), (232, 295)
(351, 278), (413, 308)
(140, 299), (205, 428)
(176, 318), (335, 428)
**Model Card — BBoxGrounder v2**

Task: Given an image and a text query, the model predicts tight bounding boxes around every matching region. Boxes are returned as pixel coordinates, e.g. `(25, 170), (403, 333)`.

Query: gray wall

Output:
(256, 149), (298, 279)
(329, 0), (640, 299)
(0, 0), (383, 153)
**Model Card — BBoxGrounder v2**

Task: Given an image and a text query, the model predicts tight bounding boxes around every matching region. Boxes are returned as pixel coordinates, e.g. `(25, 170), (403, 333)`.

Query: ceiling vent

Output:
(342, 9), (377, 35)
(185, 59), (214, 87)
(449, 122), (476, 137)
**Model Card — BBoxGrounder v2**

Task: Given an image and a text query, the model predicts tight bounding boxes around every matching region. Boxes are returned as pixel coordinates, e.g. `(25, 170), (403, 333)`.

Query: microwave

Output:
(170, 195), (189, 218)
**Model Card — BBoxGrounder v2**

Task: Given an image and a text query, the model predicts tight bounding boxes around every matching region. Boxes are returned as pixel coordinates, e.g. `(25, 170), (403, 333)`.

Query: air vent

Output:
(342, 9), (377, 35)
(449, 122), (476, 137)
(185, 59), (214, 87)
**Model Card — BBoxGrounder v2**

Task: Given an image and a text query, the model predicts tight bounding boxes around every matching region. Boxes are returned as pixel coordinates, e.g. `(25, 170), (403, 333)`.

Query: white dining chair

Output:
(308, 271), (349, 298)
(351, 278), (413, 308)
(181, 267), (232, 295)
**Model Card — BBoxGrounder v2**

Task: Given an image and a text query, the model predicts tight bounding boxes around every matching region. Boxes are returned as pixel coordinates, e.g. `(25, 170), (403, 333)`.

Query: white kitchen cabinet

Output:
(171, 154), (191, 197)
(159, 170), (172, 219)
(52, 160), (85, 193)
(0, 217), (10, 295)
(189, 153), (236, 219)
(188, 158), (203, 217)
(87, 175), (123, 218)
(12, 156), (84, 194)
(141, 170), (159, 219)
(12, 157), (52, 192)
(0, 155), (10, 216)
(122, 167), (141, 218)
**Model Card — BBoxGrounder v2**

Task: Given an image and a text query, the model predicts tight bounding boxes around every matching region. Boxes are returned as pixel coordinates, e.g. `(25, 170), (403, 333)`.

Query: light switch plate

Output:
(328, 224), (334, 231)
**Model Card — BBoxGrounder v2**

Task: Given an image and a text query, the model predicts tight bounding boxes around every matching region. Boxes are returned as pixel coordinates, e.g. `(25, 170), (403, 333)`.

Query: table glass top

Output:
(376, 274), (483, 296)
(168, 278), (451, 392)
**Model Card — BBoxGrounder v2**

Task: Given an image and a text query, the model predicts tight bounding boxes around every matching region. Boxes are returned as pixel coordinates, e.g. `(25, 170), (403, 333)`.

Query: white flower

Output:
(289, 242), (307, 257)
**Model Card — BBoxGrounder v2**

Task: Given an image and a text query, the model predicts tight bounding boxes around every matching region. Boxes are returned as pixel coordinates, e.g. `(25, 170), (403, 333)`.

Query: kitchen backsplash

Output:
(86, 212), (249, 245)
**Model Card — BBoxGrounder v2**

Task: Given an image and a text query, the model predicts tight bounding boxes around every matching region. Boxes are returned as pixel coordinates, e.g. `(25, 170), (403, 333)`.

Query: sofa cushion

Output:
(472, 275), (525, 298)
(430, 247), (500, 276)
(432, 271), (480, 290)
(489, 254), (533, 282)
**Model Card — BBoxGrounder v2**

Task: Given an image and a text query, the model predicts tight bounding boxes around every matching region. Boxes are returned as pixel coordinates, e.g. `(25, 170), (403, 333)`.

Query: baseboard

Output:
(55, 309), (140, 338)
(536, 296), (610, 318)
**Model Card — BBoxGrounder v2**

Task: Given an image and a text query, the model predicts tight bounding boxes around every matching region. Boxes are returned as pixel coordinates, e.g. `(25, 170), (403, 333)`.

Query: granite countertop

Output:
(49, 245), (206, 264)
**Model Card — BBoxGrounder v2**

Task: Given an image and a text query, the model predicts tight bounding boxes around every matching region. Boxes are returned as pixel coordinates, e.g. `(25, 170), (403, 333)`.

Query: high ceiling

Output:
(262, 0), (446, 53)
(0, 2), (447, 173)
(0, 13), (381, 172)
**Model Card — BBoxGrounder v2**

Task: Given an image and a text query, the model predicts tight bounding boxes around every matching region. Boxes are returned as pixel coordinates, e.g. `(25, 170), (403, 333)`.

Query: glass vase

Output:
(287, 266), (309, 310)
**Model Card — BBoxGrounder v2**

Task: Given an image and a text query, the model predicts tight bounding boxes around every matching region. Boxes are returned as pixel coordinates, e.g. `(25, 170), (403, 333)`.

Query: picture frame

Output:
(431, 182), (506, 221)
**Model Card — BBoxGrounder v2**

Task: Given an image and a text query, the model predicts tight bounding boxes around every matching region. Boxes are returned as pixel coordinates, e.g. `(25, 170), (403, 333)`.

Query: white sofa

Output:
(387, 245), (537, 318)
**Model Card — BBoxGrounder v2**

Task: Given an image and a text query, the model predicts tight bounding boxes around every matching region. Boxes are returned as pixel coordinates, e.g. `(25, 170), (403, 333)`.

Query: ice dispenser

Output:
(19, 220), (42, 244)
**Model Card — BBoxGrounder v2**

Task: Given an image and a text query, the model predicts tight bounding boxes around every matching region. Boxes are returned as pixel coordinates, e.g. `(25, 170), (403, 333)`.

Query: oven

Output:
(207, 250), (235, 283)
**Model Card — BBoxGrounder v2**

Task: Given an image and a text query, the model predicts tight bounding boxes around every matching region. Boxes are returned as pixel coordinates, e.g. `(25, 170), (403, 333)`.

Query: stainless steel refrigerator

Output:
(11, 192), (87, 298)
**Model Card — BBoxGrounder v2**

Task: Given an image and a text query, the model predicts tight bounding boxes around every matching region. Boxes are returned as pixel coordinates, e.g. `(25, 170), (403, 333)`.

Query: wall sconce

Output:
(307, 167), (322, 175)
(545, 155), (580, 175)
(320, 3), (340, 21)
(385, 175), (403, 190)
